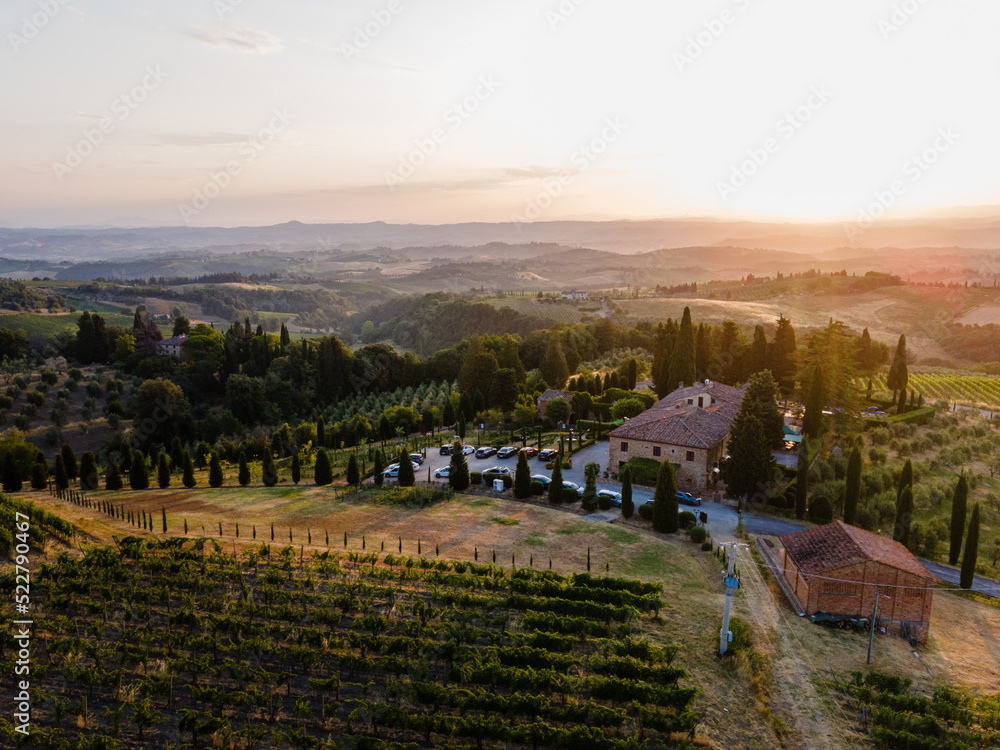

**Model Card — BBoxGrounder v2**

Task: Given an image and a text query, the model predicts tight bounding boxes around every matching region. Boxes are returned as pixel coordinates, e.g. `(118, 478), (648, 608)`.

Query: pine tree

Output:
(291, 452), (301, 485)
(949, 474), (968, 566)
(621, 465), (634, 519)
(667, 307), (696, 389)
(844, 444), (861, 526)
(886, 334), (909, 403)
(238, 452), (251, 486)
(105, 461), (123, 491)
(79, 452), (98, 491)
(397, 448), (415, 487)
(209, 453), (224, 488)
(513, 450), (532, 498)
(795, 443), (808, 520)
(262, 451), (278, 487)
(314, 450), (333, 486)
(61, 444), (78, 480)
(373, 450), (385, 486)
(548, 456), (564, 504)
(960, 503), (980, 589)
(652, 460), (678, 533)
(182, 451), (196, 488)
(448, 442), (469, 491)
(54, 454), (69, 491)
(894, 484), (913, 548)
(346, 453), (360, 486)
(802, 365), (825, 439)
(157, 454), (171, 489)
(3, 453), (22, 492)
(129, 451), (149, 490)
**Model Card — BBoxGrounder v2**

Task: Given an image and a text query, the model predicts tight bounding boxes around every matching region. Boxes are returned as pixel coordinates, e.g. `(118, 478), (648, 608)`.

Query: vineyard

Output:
(839, 671), (1000, 749)
(864, 373), (1000, 410)
(1, 534), (707, 749)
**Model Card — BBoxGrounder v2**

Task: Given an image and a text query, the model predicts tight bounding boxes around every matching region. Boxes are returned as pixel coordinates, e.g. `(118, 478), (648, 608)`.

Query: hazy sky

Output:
(2, 0), (999, 227)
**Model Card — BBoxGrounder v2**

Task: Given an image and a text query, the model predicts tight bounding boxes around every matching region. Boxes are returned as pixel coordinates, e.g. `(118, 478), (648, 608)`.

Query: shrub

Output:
(597, 492), (612, 511)
(563, 487), (580, 502)
(701, 539), (713, 551)
(26, 392), (45, 408)
(623, 457), (661, 486)
(470, 471), (482, 485)
(637, 503), (653, 520)
(0, 395), (12, 410)
(531, 480), (544, 495)
(40, 369), (58, 385)
(68, 368), (82, 380)
(678, 511), (696, 529)
(728, 616), (751, 652)
(689, 525), (707, 544)
(808, 495), (833, 524)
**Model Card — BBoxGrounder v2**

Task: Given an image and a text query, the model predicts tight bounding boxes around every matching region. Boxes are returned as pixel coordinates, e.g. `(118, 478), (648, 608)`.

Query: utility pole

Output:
(719, 541), (742, 655)
(867, 584), (881, 665)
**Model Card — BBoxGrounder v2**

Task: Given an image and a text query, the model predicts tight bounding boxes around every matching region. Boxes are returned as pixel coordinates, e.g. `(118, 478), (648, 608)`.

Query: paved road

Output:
(403, 438), (1000, 598)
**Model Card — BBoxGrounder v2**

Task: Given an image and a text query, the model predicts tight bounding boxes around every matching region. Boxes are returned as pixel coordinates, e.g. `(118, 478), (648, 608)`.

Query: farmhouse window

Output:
(620, 442), (628, 452)
(686, 451), (695, 462)
(653, 446), (661, 457)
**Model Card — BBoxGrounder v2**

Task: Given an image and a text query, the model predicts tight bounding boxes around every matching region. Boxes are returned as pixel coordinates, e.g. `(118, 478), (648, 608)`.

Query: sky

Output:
(1, 0), (999, 228)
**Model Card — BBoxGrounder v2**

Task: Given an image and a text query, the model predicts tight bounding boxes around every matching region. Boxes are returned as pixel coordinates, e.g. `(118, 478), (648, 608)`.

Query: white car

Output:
(383, 462), (420, 478)
(461, 444), (475, 455)
(434, 466), (450, 478)
(597, 489), (622, 507)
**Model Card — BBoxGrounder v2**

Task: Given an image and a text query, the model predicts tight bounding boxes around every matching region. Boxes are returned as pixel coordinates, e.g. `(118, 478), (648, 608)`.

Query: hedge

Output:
(863, 406), (935, 429)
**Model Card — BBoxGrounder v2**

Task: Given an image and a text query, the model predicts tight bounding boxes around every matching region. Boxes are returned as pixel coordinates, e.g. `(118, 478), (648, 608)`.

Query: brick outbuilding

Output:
(773, 521), (936, 643)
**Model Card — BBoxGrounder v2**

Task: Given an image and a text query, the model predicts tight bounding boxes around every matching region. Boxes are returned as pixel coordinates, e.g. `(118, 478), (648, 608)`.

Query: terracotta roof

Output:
(608, 405), (732, 449)
(780, 521), (934, 581)
(537, 389), (574, 403)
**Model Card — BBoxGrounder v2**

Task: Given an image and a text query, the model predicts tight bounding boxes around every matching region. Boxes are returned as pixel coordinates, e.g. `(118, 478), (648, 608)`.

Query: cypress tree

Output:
(621, 465), (634, 519)
(79, 452), (98, 491)
(541, 336), (569, 389)
(960, 503), (980, 589)
(581, 467), (598, 512)
(795, 443), (808, 520)
(209, 453), (224, 488)
(949, 474), (968, 565)
(61, 444), (78, 480)
(30, 462), (47, 491)
(548, 455), (563, 504)
(666, 306), (696, 389)
(448, 441), (469, 491)
(262, 451), (278, 487)
(182, 451), (196, 488)
(397, 449), (415, 487)
(238, 452), (251, 486)
(894, 485), (913, 548)
(161, 507), (167, 533)
(291, 452), (301, 485)
(802, 365), (825, 439)
(373, 450), (385, 486)
(317, 417), (325, 448)
(314, 450), (333, 486)
(170, 436), (185, 469)
(105, 461), (123, 491)
(346, 453), (360, 486)
(129, 451), (149, 490)
(652, 460), (678, 533)
(3, 453), (22, 492)
(54, 454), (69, 491)
(886, 333), (909, 403)
(844, 444), (861, 526)
(513, 450), (532, 499)
(897, 459), (913, 502)
(157, 454), (170, 489)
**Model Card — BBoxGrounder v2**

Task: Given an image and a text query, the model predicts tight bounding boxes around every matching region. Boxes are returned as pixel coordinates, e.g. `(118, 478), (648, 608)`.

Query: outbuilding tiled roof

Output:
(537, 389), (574, 403)
(780, 521), (934, 581)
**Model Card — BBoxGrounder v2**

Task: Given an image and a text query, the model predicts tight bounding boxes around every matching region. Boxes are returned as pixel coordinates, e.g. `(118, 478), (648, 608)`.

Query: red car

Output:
(520, 447), (538, 459)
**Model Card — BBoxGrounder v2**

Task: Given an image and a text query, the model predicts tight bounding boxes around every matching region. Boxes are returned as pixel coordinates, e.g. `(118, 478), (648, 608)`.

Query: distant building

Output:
(560, 290), (589, 300)
(44, 356), (67, 373)
(155, 334), (188, 360)
(608, 381), (744, 489)
(768, 521), (935, 643)
(536, 389), (575, 421)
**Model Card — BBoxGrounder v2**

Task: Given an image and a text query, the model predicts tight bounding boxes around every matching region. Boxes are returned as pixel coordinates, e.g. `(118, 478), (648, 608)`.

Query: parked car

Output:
(409, 453), (424, 465)
(530, 474), (551, 486)
(461, 444), (475, 455)
(597, 489), (622, 507)
(538, 448), (558, 461)
(383, 462), (420, 478)
(434, 466), (450, 478)
(475, 446), (497, 459)
(497, 446), (517, 458)
(676, 491), (702, 507)
(562, 481), (583, 498)
(520, 447), (539, 459)
(482, 466), (512, 478)
(439, 444), (453, 456)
